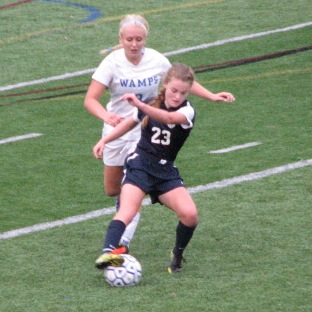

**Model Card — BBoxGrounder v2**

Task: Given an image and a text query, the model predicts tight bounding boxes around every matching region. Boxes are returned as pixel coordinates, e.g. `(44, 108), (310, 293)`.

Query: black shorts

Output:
(122, 150), (185, 204)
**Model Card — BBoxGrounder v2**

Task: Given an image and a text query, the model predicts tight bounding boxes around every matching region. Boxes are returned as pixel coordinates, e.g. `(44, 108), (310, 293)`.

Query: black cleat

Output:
(168, 251), (185, 273)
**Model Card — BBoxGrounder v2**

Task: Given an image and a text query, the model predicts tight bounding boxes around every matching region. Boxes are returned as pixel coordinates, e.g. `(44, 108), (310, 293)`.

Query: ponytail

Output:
(99, 43), (123, 56)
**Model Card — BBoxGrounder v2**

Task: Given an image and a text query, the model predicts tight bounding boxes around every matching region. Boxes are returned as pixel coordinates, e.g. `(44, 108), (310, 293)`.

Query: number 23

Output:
(151, 127), (171, 145)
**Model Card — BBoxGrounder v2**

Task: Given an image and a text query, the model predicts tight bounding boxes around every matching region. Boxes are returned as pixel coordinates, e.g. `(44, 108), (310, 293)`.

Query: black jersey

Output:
(134, 100), (195, 162)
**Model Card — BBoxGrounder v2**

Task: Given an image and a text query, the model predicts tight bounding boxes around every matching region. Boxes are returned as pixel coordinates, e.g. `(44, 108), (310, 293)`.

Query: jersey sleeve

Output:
(132, 107), (141, 123)
(177, 104), (195, 129)
(160, 56), (171, 74)
(92, 54), (115, 87)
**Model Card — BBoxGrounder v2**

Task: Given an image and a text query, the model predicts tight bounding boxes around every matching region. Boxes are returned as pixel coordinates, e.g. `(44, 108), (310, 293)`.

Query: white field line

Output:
(0, 22), (311, 92)
(1, 159), (311, 240)
(209, 142), (262, 154)
(0, 133), (43, 145)
(187, 159), (312, 194)
(164, 21), (312, 56)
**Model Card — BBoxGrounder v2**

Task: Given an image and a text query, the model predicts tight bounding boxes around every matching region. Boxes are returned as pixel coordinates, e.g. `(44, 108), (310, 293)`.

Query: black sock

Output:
(173, 221), (197, 256)
(103, 220), (126, 252)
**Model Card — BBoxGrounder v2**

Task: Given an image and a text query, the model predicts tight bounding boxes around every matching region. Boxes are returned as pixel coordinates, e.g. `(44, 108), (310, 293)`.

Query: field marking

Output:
(209, 142), (262, 154)
(200, 67), (312, 85)
(165, 22), (312, 56)
(1, 0), (101, 24)
(1, 159), (311, 240)
(1, 21), (311, 92)
(0, 133), (42, 145)
(39, 0), (102, 24)
(0, 0), (31, 10)
(0, 0), (222, 45)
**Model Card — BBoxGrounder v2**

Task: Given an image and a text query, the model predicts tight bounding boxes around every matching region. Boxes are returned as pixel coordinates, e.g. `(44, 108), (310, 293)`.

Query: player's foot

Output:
(111, 244), (129, 255)
(95, 253), (124, 270)
(168, 251), (185, 273)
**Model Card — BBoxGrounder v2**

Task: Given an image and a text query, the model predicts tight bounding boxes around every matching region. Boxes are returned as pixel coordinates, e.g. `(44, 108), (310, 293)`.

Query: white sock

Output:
(119, 212), (140, 247)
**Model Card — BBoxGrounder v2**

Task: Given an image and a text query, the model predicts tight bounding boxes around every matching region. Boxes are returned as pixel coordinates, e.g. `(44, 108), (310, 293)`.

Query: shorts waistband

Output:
(136, 147), (173, 165)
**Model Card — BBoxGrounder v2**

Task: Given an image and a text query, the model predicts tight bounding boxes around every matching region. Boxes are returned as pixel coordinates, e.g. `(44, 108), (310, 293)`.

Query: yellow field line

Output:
(8, 67), (310, 104)
(199, 67), (312, 85)
(0, 0), (222, 45)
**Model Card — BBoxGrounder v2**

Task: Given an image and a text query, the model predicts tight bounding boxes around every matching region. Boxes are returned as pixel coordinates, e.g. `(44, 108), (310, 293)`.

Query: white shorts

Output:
(103, 138), (138, 166)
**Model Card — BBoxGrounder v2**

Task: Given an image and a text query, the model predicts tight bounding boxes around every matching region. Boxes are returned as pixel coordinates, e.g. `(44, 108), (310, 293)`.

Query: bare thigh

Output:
(114, 183), (146, 225)
(103, 165), (124, 197)
(159, 187), (198, 227)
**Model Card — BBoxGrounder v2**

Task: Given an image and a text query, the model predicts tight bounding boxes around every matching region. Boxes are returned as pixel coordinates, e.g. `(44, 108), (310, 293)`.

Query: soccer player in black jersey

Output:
(93, 64), (198, 273)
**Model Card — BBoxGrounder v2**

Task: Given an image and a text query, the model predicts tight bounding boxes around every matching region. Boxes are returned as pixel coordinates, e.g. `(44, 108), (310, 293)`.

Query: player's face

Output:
(164, 78), (191, 108)
(119, 24), (146, 64)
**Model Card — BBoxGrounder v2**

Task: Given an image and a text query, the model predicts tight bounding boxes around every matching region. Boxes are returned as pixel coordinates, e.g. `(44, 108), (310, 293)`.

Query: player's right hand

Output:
(93, 139), (105, 159)
(104, 112), (122, 127)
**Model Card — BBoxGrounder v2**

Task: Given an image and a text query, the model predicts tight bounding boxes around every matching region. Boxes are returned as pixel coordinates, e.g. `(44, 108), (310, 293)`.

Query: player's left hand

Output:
(120, 93), (142, 107)
(214, 92), (235, 102)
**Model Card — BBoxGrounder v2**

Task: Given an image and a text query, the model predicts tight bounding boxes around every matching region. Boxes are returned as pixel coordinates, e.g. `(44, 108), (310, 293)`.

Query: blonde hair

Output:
(142, 64), (195, 128)
(119, 14), (149, 36)
(100, 14), (149, 56)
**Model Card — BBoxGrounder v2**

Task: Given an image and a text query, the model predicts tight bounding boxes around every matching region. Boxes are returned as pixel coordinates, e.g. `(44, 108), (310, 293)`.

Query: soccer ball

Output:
(104, 254), (142, 287)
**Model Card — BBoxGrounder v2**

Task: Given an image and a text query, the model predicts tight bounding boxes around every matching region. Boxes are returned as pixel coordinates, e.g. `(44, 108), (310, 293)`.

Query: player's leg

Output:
(103, 141), (141, 248)
(159, 186), (198, 227)
(104, 165), (141, 250)
(103, 165), (123, 196)
(159, 187), (198, 273)
(95, 184), (145, 269)
(105, 184), (145, 250)
(103, 164), (139, 251)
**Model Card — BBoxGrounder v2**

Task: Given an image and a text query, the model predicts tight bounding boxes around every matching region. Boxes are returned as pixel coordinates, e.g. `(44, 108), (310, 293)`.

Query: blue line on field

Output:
(35, 0), (102, 24)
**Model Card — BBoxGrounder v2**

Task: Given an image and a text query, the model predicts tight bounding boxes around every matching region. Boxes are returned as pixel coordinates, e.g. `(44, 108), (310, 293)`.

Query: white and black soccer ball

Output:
(104, 254), (142, 287)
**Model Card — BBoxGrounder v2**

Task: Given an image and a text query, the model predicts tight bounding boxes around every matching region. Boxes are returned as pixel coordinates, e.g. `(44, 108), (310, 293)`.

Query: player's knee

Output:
(181, 209), (198, 227)
(104, 185), (120, 197)
(189, 213), (198, 227)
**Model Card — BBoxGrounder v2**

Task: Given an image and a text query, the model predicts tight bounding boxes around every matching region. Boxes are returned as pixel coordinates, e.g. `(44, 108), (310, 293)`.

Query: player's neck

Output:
(125, 48), (145, 65)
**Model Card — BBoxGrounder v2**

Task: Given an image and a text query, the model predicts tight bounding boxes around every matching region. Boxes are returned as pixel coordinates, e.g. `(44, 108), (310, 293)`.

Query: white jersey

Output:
(92, 48), (171, 140)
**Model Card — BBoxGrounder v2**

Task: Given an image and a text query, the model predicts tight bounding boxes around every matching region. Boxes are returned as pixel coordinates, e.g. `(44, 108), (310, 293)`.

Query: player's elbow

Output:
(166, 113), (187, 125)
(84, 97), (93, 112)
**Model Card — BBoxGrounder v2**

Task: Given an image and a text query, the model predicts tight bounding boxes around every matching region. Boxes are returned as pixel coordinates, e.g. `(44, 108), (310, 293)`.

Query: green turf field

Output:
(1, 0), (311, 311)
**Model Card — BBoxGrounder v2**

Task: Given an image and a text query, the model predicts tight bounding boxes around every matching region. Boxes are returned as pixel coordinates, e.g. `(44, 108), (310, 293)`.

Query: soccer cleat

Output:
(95, 253), (124, 270)
(168, 251), (185, 273)
(110, 244), (129, 255)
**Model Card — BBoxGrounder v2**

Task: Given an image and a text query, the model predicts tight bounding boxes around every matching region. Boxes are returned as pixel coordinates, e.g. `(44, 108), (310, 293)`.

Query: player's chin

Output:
(130, 49), (140, 55)
(171, 101), (182, 107)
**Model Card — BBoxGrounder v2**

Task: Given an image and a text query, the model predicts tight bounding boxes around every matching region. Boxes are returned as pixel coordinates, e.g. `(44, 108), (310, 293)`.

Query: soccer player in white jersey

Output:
(84, 14), (235, 252)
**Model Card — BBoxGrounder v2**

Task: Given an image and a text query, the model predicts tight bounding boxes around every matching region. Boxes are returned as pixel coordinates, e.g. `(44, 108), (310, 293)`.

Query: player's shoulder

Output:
(102, 48), (126, 63)
(144, 48), (169, 61)
(178, 100), (195, 117)
(181, 100), (194, 109)
(144, 47), (161, 55)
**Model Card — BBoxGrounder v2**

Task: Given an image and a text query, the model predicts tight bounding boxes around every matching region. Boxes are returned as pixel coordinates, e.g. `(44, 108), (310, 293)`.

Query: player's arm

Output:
(190, 81), (235, 102)
(141, 103), (189, 125)
(121, 94), (190, 126)
(84, 80), (122, 126)
(93, 117), (138, 159)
